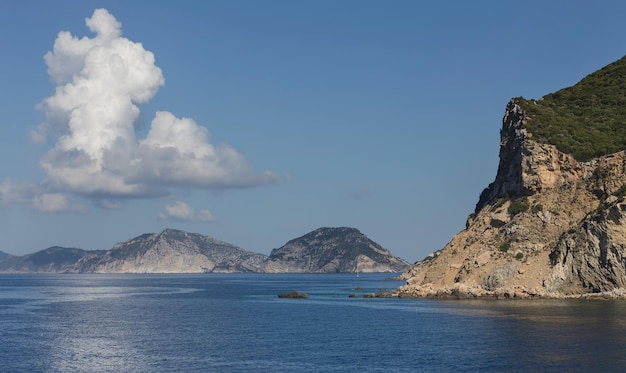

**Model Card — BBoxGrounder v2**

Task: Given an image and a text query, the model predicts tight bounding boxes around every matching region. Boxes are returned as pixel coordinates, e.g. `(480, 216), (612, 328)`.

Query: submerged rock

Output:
(278, 292), (309, 299)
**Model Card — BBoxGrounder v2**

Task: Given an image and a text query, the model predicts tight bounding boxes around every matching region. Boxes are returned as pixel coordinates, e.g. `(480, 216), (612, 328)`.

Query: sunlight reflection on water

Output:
(2, 274), (626, 372)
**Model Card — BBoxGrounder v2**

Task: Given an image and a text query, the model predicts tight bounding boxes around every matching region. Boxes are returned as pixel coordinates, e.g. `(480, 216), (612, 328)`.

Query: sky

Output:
(1, 1), (626, 262)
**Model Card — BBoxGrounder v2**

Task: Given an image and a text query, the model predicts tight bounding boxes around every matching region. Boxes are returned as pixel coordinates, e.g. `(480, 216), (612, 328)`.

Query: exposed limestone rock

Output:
(398, 101), (626, 298)
(78, 229), (267, 273)
(490, 209), (510, 228)
(545, 202), (626, 295)
(475, 251), (491, 267)
(482, 262), (517, 291)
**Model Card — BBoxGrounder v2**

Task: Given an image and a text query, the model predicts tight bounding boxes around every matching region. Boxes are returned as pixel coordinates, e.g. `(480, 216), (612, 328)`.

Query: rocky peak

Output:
(475, 102), (529, 212)
(267, 227), (409, 273)
(157, 228), (191, 241)
(82, 229), (269, 273)
(280, 227), (364, 247)
(475, 101), (587, 214)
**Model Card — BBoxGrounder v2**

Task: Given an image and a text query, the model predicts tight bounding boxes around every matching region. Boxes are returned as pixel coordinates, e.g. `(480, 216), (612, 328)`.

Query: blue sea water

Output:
(1, 273), (626, 372)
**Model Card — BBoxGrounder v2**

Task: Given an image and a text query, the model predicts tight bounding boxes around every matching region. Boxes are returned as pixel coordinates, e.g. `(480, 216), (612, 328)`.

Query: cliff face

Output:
(398, 101), (626, 298)
(546, 202), (626, 294)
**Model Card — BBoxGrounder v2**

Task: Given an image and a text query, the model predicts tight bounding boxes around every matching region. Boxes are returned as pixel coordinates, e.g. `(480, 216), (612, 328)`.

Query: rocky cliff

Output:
(397, 60), (626, 298)
(265, 227), (409, 273)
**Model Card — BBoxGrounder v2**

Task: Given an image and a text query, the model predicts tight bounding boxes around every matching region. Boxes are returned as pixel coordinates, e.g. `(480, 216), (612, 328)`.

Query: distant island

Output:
(0, 227), (409, 274)
(396, 55), (626, 299)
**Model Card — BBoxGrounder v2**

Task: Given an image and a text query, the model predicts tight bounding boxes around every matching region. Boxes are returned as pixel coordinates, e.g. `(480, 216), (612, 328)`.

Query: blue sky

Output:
(1, 1), (626, 262)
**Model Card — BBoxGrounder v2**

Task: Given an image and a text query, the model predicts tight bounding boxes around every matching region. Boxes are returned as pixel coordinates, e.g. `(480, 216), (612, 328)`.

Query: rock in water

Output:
(277, 292), (308, 299)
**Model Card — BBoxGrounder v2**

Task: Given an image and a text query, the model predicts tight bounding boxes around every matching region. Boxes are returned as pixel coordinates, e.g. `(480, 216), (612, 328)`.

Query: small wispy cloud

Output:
(0, 179), (32, 206)
(31, 193), (88, 213)
(158, 201), (215, 222)
(0, 180), (88, 213)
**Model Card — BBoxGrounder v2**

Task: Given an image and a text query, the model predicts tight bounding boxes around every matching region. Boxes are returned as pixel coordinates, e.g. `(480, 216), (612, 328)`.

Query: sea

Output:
(1, 273), (626, 372)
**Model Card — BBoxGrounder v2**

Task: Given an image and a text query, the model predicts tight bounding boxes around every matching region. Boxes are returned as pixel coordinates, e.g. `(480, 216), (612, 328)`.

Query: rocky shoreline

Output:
(390, 284), (626, 300)
(373, 281), (626, 300)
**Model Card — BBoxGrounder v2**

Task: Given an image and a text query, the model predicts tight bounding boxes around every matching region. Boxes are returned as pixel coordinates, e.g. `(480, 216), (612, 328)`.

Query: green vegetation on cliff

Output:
(514, 55), (626, 162)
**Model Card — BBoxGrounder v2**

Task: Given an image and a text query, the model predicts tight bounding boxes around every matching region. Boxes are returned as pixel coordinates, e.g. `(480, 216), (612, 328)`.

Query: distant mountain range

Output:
(0, 227), (409, 274)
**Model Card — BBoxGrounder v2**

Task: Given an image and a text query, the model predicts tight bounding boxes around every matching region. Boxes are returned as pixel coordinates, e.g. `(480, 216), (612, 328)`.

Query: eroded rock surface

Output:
(398, 102), (626, 299)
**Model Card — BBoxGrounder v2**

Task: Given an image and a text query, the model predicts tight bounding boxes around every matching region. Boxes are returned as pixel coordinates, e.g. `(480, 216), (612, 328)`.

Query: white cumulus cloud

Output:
(159, 201), (215, 222)
(29, 8), (278, 208)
